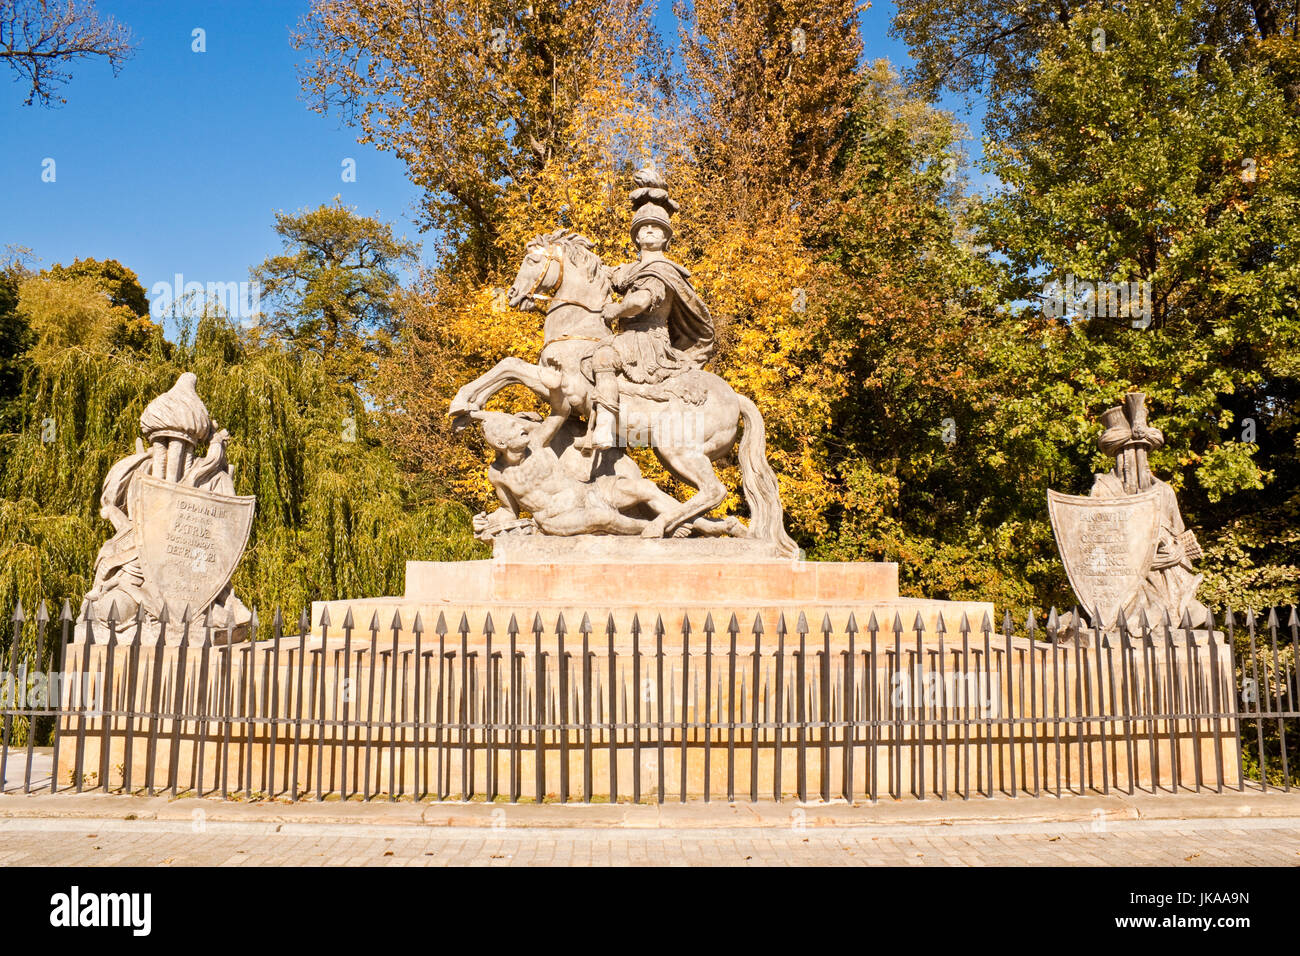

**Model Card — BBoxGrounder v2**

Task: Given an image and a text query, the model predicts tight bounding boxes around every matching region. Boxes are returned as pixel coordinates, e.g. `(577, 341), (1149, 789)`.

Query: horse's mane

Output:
(526, 229), (603, 283)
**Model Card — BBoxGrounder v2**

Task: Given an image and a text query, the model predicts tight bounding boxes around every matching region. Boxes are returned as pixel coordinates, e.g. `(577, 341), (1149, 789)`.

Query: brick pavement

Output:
(0, 815), (1296, 866)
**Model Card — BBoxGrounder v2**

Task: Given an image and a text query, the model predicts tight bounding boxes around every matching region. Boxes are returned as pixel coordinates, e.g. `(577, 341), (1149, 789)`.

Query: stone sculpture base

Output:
(311, 538), (993, 648)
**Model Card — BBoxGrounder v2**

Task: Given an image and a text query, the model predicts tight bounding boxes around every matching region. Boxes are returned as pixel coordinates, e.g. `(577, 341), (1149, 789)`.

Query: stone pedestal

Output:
(311, 537), (993, 649)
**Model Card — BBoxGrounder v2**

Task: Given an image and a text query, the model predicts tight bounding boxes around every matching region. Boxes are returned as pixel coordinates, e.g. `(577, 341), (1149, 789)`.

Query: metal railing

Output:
(0, 601), (1297, 802)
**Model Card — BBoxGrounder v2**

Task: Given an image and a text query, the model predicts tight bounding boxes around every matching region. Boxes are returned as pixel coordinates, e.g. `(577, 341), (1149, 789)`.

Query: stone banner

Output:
(132, 475), (255, 622)
(1047, 487), (1161, 630)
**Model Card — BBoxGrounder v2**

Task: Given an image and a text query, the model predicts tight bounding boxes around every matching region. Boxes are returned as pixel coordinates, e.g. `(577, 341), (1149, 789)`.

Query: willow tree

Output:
(0, 282), (478, 623)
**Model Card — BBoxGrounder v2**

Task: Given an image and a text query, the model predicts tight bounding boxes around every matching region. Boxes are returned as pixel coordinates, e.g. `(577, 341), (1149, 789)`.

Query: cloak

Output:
(616, 258), (715, 367)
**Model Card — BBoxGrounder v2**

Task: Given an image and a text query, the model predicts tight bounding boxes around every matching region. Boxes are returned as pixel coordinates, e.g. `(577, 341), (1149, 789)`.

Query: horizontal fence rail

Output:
(0, 602), (1297, 803)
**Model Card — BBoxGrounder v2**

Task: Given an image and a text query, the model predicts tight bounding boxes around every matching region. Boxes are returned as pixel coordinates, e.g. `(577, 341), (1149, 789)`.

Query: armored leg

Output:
(580, 344), (621, 452)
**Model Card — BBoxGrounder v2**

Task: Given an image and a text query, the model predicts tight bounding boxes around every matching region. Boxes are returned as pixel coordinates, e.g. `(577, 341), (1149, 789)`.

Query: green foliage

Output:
(250, 198), (420, 389)
(873, 0), (1300, 615)
(0, 299), (480, 620)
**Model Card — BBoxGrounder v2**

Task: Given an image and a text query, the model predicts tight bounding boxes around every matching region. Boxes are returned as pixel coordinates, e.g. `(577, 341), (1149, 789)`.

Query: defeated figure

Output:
(470, 410), (744, 540)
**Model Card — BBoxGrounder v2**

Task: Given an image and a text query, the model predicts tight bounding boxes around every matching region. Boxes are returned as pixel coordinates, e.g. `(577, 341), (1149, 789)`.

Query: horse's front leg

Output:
(449, 358), (564, 428)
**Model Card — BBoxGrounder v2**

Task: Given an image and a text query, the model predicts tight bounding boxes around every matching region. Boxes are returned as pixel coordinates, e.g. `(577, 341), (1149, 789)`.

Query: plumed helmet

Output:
(630, 201), (674, 244)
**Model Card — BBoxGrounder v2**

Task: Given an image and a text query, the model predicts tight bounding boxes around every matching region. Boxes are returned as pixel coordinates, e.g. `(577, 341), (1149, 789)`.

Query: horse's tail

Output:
(736, 395), (801, 559)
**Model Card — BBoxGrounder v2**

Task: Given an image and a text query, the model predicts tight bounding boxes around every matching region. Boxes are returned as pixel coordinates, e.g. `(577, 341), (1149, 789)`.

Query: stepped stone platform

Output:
(311, 536), (993, 649)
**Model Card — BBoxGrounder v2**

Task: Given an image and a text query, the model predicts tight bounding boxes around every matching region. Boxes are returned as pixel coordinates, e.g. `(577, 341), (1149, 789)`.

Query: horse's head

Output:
(507, 229), (608, 313)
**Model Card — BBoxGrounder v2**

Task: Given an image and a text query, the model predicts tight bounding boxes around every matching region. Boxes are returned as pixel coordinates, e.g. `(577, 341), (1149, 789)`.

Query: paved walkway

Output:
(0, 788), (1297, 865)
(0, 814), (1296, 866)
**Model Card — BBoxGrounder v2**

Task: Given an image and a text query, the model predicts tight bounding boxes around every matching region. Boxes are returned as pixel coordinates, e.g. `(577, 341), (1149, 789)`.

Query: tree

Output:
(899, 0), (1300, 610)
(251, 199), (419, 388)
(0, 256), (32, 435)
(0, 0), (134, 107)
(294, 0), (664, 281)
(892, 1), (1300, 137)
(17, 257), (159, 361)
(0, 300), (478, 619)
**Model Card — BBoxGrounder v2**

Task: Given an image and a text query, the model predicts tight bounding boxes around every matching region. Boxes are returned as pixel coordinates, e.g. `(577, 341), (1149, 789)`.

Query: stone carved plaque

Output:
(1047, 488), (1161, 630)
(132, 475), (255, 623)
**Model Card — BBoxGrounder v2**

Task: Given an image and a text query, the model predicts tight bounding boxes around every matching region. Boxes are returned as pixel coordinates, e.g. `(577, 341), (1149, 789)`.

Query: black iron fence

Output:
(0, 601), (1297, 803)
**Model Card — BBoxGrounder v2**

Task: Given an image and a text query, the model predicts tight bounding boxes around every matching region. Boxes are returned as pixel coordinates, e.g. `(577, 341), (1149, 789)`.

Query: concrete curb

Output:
(0, 788), (1296, 830)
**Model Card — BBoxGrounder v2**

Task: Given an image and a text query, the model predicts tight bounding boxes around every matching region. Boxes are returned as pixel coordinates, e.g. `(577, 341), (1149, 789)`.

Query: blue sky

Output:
(0, 0), (979, 323)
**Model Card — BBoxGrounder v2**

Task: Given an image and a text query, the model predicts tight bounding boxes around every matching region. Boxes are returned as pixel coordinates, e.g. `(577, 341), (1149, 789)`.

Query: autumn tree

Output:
(299, 0), (675, 502)
(16, 257), (159, 362)
(294, 0), (665, 282)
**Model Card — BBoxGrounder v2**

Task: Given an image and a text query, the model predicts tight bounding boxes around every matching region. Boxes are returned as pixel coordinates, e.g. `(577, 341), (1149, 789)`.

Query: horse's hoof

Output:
(640, 519), (667, 538)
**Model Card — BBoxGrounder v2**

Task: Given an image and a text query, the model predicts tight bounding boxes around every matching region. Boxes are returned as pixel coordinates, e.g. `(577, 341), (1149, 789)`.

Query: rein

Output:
(525, 244), (606, 315)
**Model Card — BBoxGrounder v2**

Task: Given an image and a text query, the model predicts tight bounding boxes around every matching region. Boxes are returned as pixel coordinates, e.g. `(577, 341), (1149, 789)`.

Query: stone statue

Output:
(449, 165), (799, 557)
(82, 373), (255, 640)
(470, 409), (745, 540)
(582, 164), (714, 452)
(1048, 392), (1210, 634)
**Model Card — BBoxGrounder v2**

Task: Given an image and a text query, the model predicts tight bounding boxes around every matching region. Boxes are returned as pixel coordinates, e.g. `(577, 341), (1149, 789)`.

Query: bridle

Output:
(520, 244), (603, 315)
(522, 244), (564, 305)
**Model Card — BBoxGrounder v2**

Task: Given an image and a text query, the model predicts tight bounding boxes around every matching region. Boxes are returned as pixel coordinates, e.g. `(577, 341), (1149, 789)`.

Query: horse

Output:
(449, 230), (798, 557)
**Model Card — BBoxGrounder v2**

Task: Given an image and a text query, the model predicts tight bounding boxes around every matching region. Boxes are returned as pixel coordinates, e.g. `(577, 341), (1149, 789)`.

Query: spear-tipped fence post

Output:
(820, 612), (834, 803)
(933, 612), (946, 801)
(751, 613), (764, 803)
(20, 601), (50, 795)
(531, 612), (545, 802)
(243, 608), (260, 800)
(1204, 608), (1225, 794)
(580, 613), (593, 803)
(707, 613), (717, 806)
(1263, 607), (1288, 791)
(266, 608), (282, 798)
(726, 612), (739, 803)
(605, 613), (618, 803)
(338, 607), (355, 800)
(434, 611), (448, 801)
(866, 610), (880, 803)
(843, 612), (859, 802)
(555, 612), (569, 803)
(773, 613), (787, 802)
(98, 601), (120, 794)
(795, 611), (808, 803)
(165, 606), (189, 801)
(1178, 609), (1201, 792)
(628, 613), (640, 803)
(1, 601), (25, 794)
(49, 599), (74, 794)
(312, 606), (331, 801)
(654, 614), (666, 804)
(456, 612), (471, 801)
(999, 609), (1015, 798)
(507, 612), (520, 803)
(979, 611), (993, 798)
(142, 604), (168, 796)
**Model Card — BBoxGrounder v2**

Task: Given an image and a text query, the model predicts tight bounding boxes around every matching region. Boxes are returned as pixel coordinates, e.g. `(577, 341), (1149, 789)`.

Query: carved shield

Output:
(132, 476), (256, 621)
(1047, 488), (1161, 630)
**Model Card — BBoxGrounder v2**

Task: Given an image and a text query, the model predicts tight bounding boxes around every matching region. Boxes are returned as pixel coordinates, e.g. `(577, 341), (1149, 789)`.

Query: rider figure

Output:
(581, 165), (715, 452)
